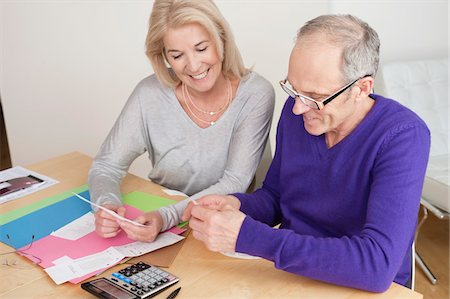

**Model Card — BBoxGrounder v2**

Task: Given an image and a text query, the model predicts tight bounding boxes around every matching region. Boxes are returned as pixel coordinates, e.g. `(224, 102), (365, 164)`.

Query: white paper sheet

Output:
(45, 232), (184, 284)
(72, 192), (147, 227)
(114, 232), (184, 257)
(45, 247), (124, 285)
(162, 188), (188, 197)
(51, 212), (96, 240)
(52, 256), (74, 265)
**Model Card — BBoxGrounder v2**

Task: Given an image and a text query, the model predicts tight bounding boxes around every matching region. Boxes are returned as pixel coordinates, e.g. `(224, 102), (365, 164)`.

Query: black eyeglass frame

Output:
(279, 75), (371, 110)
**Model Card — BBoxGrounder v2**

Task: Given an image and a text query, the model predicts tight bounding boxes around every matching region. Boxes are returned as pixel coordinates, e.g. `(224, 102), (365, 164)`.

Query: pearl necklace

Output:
(182, 77), (232, 126)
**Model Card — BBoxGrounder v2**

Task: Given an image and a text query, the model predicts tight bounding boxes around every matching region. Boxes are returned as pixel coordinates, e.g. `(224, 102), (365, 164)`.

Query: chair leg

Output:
(414, 205), (438, 284)
(415, 251), (437, 284)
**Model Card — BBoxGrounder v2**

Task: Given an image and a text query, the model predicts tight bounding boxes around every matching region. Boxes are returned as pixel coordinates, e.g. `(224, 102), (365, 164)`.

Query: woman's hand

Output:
(94, 204), (126, 238)
(118, 210), (163, 242)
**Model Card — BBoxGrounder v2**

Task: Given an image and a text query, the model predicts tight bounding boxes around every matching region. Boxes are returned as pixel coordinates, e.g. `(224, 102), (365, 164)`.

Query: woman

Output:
(88, 0), (275, 242)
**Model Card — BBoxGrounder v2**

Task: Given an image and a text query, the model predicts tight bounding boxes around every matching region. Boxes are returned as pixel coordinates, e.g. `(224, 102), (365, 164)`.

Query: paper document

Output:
(162, 188), (188, 197)
(0, 166), (58, 204)
(51, 212), (96, 240)
(45, 232), (184, 284)
(45, 247), (124, 285)
(72, 192), (147, 227)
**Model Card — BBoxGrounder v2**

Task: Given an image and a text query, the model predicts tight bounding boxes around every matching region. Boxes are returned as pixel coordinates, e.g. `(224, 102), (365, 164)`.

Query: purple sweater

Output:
(234, 95), (430, 292)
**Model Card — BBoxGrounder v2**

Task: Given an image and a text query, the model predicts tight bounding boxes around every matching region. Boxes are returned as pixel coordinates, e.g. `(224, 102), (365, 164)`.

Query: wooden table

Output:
(0, 152), (423, 298)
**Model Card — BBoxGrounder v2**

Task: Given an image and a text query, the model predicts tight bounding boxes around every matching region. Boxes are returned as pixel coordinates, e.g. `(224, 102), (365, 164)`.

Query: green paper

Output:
(0, 188), (177, 226)
(177, 221), (189, 228)
(123, 191), (176, 212)
(0, 185), (89, 226)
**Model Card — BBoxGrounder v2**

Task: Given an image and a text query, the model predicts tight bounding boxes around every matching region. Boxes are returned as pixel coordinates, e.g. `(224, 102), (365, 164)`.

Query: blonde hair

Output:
(146, 0), (249, 88)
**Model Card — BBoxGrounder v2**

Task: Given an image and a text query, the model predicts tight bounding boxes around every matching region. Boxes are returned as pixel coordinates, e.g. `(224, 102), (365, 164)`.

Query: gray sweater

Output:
(88, 72), (275, 230)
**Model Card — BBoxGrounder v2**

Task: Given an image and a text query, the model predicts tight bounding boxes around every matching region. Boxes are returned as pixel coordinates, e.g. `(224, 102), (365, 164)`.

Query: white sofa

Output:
(378, 58), (449, 284)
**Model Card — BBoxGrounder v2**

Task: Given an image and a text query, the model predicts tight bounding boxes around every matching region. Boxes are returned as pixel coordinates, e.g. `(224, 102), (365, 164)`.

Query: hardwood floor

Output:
(415, 208), (449, 299)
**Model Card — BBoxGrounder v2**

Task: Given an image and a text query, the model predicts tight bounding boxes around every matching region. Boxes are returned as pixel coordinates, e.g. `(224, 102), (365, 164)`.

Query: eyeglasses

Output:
(0, 234), (42, 266)
(279, 75), (370, 110)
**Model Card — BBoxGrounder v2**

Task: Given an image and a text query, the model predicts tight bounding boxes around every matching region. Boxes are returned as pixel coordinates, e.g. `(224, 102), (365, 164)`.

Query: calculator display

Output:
(90, 279), (135, 299)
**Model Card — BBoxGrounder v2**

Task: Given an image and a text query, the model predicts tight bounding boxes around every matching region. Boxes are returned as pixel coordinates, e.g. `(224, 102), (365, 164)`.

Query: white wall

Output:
(1, 0), (448, 186)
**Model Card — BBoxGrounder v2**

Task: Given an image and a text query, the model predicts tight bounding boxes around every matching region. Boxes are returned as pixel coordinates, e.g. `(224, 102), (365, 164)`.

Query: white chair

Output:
(377, 58), (449, 285)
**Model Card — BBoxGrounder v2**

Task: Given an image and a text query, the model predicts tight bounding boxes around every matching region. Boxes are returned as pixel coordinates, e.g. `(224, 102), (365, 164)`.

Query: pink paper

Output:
(18, 205), (185, 283)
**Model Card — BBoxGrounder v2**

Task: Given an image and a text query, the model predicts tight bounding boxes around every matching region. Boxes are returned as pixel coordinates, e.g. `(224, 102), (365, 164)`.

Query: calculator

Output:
(81, 261), (179, 299)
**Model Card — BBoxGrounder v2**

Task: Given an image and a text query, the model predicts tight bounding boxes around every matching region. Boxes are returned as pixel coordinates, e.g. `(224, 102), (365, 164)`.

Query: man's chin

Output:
(304, 125), (324, 136)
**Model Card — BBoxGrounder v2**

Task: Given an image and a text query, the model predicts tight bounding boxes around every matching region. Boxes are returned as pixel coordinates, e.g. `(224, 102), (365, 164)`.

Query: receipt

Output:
(72, 192), (147, 227)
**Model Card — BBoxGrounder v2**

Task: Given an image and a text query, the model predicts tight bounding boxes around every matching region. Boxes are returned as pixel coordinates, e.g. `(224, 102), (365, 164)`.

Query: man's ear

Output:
(354, 76), (374, 101)
(359, 76), (374, 96)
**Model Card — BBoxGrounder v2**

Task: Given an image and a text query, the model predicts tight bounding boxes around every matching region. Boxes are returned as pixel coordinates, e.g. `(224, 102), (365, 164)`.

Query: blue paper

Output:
(0, 190), (92, 249)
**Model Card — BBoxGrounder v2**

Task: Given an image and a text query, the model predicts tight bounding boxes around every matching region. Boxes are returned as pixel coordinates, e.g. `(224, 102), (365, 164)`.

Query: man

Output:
(182, 15), (430, 292)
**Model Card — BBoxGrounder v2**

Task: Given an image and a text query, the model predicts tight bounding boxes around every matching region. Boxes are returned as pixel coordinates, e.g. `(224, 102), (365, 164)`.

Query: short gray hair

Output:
(297, 14), (380, 82)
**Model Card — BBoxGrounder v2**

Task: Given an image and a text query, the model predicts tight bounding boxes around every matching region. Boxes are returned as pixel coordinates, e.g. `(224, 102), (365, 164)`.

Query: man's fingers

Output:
(188, 215), (204, 232)
(191, 228), (206, 243)
(190, 205), (216, 221)
(182, 201), (196, 221)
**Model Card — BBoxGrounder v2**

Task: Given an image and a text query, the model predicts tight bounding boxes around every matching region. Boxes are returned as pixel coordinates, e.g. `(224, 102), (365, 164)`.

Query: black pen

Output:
(166, 286), (181, 299)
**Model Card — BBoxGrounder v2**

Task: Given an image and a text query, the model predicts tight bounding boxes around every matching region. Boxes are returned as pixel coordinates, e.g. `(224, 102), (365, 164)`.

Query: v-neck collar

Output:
(313, 94), (381, 159)
(168, 74), (249, 131)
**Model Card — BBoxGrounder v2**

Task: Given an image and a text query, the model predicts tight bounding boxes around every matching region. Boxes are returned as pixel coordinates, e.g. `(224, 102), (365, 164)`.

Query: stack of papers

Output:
(45, 213), (184, 285)
(0, 166), (58, 204)
(0, 188), (187, 285)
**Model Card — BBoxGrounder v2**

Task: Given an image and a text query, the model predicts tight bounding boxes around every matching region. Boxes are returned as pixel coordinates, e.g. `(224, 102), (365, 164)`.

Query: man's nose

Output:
(292, 98), (312, 115)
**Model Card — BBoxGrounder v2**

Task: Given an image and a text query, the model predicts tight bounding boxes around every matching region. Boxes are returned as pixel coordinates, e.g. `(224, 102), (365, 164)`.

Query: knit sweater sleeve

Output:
(235, 120), (430, 292)
(88, 82), (147, 207)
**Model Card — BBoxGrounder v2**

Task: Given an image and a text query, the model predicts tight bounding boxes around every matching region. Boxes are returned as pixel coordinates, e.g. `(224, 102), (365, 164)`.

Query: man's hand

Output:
(188, 202), (245, 252)
(182, 194), (241, 221)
